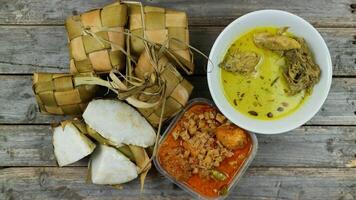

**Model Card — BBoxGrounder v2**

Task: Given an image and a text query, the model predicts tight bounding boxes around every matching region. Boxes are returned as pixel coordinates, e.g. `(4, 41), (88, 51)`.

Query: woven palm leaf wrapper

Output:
(135, 50), (193, 127)
(33, 73), (97, 115)
(128, 4), (194, 74)
(66, 2), (128, 74)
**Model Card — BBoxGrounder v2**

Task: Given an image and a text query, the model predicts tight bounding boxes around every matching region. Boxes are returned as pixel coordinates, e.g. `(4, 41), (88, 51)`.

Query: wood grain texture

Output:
(0, 26), (355, 75)
(1, 125), (355, 167)
(0, 167), (355, 200)
(0, 0), (355, 199)
(2, 75), (355, 125)
(0, 0), (355, 27)
(0, 26), (69, 74)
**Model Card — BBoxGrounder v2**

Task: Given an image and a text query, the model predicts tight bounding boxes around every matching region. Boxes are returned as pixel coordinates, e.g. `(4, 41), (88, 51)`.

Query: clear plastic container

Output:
(154, 98), (258, 200)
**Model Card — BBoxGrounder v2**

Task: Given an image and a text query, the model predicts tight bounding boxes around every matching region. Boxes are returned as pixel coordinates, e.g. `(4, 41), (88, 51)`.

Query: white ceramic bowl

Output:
(207, 10), (332, 134)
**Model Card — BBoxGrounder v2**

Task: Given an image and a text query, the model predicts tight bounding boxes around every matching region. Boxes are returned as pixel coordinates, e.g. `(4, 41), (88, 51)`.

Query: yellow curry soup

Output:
(220, 27), (315, 120)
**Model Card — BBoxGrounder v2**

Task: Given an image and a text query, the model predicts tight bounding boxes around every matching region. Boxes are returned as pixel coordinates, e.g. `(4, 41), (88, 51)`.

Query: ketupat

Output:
(66, 2), (128, 74)
(83, 99), (156, 148)
(128, 145), (151, 191)
(85, 119), (151, 189)
(135, 51), (193, 127)
(90, 144), (138, 185)
(86, 125), (135, 161)
(33, 73), (97, 115)
(86, 125), (122, 147)
(52, 120), (96, 167)
(128, 4), (194, 73)
(35, 0), (199, 192)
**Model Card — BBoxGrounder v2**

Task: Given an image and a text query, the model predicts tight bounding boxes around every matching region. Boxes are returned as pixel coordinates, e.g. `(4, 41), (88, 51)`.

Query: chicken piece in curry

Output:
(215, 124), (247, 150)
(253, 27), (301, 51)
(219, 50), (260, 74)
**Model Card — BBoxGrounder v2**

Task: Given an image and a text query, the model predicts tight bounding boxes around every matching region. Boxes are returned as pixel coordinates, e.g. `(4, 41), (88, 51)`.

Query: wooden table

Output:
(0, 0), (355, 199)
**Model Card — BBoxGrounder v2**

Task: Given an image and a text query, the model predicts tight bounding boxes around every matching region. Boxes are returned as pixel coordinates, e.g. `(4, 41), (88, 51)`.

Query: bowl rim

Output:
(207, 9), (333, 134)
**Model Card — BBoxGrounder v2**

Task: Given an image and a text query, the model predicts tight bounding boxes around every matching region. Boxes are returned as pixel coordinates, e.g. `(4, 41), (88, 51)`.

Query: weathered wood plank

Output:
(0, 0), (355, 27)
(0, 26), (69, 74)
(0, 76), (356, 125)
(0, 26), (355, 76)
(1, 125), (355, 167)
(0, 167), (355, 200)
